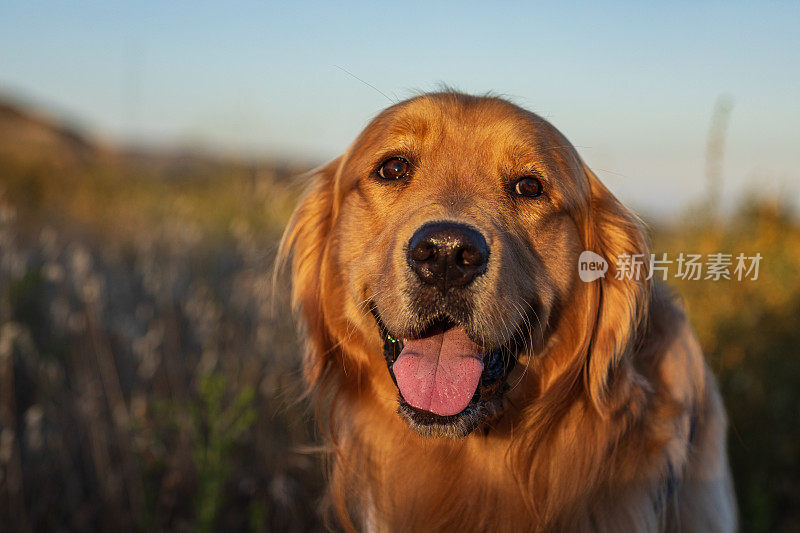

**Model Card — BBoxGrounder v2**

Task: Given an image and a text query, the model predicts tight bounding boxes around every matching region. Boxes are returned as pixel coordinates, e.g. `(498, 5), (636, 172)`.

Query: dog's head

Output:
(279, 92), (650, 438)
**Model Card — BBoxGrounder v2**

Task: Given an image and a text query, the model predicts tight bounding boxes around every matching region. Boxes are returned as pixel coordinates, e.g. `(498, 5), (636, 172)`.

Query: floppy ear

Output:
(276, 157), (341, 388)
(583, 165), (651, 413)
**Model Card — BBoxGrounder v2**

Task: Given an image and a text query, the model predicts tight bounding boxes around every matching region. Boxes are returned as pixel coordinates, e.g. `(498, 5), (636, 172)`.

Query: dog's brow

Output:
(388, 114), (431, 140)
(371, 136), (418, 162)
(502, 141), (554, 172)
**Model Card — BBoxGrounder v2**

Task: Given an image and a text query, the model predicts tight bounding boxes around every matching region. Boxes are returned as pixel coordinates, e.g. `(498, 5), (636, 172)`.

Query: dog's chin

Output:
(370, 306), (517, 438)
(397, 395), (506, 439)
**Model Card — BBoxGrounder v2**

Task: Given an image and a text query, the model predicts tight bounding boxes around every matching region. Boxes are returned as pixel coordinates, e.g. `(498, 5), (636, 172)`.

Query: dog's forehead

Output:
(346, 93), (577, 175)
(385, 95), (549, 153)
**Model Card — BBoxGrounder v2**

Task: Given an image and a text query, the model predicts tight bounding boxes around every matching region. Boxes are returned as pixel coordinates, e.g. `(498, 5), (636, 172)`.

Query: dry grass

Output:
(0, 121), (324, 530)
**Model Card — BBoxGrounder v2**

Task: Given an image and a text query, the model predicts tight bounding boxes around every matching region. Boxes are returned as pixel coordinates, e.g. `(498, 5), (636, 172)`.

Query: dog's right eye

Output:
(514, 177), (543, 198)
(377, 157), (410, 180)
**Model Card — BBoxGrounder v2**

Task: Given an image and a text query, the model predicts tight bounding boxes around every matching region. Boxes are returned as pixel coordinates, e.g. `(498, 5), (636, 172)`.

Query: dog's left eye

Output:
(514, 177), (543, 197)
(377, 157), (410, 180)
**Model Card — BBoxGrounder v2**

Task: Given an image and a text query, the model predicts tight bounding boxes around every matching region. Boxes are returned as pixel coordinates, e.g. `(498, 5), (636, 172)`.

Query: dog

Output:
(278, 91), (736, 531)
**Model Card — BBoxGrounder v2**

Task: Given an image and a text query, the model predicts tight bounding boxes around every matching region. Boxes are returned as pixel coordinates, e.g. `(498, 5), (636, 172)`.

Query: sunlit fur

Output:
(277, 92), (736, 532)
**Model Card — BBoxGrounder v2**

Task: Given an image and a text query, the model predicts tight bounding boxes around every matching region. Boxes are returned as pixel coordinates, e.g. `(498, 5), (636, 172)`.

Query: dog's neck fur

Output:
(318, 286), (732, 532)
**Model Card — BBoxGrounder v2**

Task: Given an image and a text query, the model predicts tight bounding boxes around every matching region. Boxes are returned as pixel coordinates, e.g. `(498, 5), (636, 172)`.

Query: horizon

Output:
(2, 1), (798, 216)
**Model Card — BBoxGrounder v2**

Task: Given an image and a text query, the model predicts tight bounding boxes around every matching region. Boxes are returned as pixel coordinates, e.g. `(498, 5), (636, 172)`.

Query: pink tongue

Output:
(392, 326), (484, 416)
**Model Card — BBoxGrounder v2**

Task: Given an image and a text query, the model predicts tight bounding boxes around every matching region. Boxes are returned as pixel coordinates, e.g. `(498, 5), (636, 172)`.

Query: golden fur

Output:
(278, 92), (736, 531)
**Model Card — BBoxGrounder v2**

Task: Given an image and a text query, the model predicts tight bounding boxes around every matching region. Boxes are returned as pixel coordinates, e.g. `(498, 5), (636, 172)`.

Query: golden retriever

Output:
(278, 91), (736, 531)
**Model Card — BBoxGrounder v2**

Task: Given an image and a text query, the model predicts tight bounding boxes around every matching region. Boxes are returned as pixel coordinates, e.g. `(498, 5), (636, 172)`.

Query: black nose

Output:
(407, 222), (489, 292)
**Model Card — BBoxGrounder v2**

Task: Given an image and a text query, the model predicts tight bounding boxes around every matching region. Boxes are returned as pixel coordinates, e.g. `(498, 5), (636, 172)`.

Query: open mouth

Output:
(371, 307), (516, 438)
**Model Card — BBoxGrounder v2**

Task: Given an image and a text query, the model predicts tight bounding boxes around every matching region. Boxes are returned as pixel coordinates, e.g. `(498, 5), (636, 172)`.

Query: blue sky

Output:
(1, 1), (798, 216)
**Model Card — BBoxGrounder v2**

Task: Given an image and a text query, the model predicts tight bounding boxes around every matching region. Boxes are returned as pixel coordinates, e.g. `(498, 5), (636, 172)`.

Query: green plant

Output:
(191, 373), (258, 533)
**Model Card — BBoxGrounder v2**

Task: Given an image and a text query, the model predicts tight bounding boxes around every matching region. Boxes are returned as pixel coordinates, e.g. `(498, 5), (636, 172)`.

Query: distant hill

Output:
(0, 98), (106, 170)
(0, 96), (310, 181)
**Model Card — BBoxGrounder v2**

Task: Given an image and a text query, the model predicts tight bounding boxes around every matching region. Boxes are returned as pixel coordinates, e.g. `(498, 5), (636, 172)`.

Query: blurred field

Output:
(0, 99), (798, 532)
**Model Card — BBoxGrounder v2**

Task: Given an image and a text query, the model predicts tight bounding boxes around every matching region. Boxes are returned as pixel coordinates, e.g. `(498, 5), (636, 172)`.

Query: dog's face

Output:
(281, 92), (649, 438)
